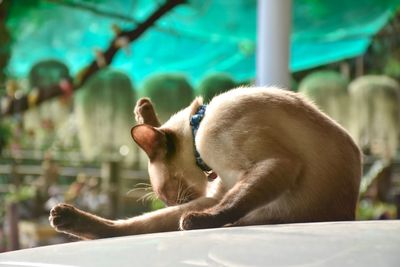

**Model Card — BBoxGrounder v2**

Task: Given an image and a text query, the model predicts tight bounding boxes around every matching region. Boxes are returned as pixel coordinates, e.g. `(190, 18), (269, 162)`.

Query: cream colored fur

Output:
(49, 86), (362, 239)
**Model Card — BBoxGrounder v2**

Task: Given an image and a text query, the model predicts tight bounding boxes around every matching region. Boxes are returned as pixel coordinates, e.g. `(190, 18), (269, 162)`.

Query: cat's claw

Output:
(49, 203), (79, 232)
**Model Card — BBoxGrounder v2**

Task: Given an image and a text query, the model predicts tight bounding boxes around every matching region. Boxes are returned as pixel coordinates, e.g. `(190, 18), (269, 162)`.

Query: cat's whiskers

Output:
(182, 190), (196, 203)
(138, 191), (157, 204)
(128, 183), (159, 204)
(178, 183), (196, 204)
(126, 183), (153, 196)
(176, 177), (184, 204)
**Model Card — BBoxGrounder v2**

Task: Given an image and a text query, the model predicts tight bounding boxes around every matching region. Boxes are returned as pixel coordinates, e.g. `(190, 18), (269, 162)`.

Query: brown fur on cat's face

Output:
(131, 99), (208, 206)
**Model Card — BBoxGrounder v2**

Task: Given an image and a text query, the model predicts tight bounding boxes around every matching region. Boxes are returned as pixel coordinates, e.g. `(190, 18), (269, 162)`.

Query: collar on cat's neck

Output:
(190, 105), (217, 181)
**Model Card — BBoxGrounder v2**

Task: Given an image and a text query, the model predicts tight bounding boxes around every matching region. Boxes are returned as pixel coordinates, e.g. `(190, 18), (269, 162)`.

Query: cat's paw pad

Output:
(180, 212), (217, 230)
(49, 203), (79, 231)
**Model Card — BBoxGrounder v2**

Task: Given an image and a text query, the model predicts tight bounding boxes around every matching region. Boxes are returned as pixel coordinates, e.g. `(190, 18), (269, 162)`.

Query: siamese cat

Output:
(49, 87), (361, 240)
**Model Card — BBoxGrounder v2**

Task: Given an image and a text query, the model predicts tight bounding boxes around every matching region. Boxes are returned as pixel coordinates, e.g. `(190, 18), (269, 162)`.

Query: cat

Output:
(49, 86), (362, 240)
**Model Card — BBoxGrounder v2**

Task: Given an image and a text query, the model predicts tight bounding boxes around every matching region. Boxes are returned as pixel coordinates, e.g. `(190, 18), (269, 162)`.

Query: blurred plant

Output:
(3, 0), (47, 86)
(290, 76), (299, 91)
(348, 75), (400, 160)
(4, 185), (36, 204)
(150, 198), (165, 211)
(357, 199), (397, 220)
(75, 68), (137, 163)
(29, 60), (70, 88)
(198, 73), (236, 103)
(298, 70), (349, 128)
(0, 121), (12, 154)
(141, 73), (194, 123)
(2, 0), (185, 117)
(366, 9), (400, 76)
(23, 60), (73, 150)
(0, 185), (36, 225)
(384, 57), (400, 80)
(0, 0), (11, 84)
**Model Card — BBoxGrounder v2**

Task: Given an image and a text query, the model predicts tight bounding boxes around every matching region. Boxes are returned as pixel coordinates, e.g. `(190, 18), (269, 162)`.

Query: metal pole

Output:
(256, 0), (292, 88)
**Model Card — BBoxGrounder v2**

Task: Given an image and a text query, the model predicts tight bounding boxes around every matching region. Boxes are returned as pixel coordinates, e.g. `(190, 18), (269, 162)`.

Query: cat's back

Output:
(208, 86), (299, 111)
(197, 86), (361, 220)
(204, 86), (349, 142)
(206, 86), (330, 125)
(203, 86), (360, 167)
(196, 87), (361, 222)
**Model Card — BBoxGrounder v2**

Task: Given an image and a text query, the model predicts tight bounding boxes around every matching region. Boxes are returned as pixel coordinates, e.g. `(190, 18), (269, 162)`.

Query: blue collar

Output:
(190, 105), (217, 180)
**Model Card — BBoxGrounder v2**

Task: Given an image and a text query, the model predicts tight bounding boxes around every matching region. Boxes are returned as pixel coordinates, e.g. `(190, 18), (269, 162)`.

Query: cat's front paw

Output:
(49, 203), (80, 232)
(180, 212), (221, 230)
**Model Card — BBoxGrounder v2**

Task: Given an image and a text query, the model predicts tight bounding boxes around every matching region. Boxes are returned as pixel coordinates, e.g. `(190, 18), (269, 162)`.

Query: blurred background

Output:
(0, 0), (400, 251)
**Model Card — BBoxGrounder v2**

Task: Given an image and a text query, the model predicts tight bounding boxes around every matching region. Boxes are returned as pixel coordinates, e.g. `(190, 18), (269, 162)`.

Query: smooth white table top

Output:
(0, 221), (399, 267)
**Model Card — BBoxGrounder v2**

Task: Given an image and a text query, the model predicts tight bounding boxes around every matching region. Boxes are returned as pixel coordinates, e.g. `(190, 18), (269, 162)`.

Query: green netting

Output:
(5, 0), (400, 86)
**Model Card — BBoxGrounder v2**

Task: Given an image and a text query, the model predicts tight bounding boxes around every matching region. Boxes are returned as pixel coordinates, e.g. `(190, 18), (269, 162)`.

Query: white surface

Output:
(256, 0), (291, 88)
(0, 221), (399, 267)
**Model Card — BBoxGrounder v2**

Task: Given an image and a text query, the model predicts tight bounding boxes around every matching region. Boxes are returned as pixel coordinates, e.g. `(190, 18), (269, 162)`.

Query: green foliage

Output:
(75, 68), (137, 162)
(4, 185), (36, 204)
(0, 122), (12, 153)
(0, 0), (12, 83)
(141, 73), (194, 123)
(7, 0), (43, 36)
(348, 75), (400, 159)
(299, 70), (348, 97)
(290, 77), (299, 91)
(150, 198), (165, 211)
(198, 73), (236, 103)
(8, 0), (42, 18)
(384, 57), (400, 80)
(357, 199), (397, 220)
(0, 185), (36, 226)
(298, 70), (349, 127)
(29, 59), (70, 88)
(23, 59), (72, 150)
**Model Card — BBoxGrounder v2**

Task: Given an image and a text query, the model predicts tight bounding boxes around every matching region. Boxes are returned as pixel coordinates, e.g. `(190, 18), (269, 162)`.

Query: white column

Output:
(256, 0), (292, 88)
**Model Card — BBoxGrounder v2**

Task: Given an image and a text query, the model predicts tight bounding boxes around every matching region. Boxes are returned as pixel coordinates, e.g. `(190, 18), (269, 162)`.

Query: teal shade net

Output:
(6, 0), (400, 85)
(291, 1), (397, 71)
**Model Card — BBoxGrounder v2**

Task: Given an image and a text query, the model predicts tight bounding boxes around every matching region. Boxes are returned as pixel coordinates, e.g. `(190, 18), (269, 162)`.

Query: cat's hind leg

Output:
(180, 157), (302, 230)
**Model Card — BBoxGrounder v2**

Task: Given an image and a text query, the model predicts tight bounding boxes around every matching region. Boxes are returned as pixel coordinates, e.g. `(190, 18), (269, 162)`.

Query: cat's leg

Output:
(180, 157), (302, 230)
(49, 203), (115, 240)
(50, 197), (217, 239)
(228, 202), (295, 227)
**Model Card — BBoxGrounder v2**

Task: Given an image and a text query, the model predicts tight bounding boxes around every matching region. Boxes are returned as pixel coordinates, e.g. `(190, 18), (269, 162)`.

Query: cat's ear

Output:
(134, 98), (161, 127)
(131, 124), (166, 160)
(189, 97), (204, 115)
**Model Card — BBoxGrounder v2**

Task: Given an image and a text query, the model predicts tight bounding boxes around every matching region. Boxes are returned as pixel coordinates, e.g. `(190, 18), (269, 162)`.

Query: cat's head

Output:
(131, 98), (208, 206)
